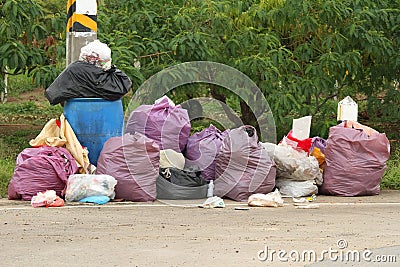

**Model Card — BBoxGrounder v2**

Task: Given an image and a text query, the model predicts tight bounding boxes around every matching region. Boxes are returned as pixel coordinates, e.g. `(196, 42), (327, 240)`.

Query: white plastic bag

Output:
(248, 189), (284, 207)
(200, 196), (225, 209)
(262, 142), (322, 184)
(275, 179), (318, 197)
(159, 149), (185, 170)
(79, 40), (112, 70)
(65, 174), (117, 202)
(31, 190), (57, 207)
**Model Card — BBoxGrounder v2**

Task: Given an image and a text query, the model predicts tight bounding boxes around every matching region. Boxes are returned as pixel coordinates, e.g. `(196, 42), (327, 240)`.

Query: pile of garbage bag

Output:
(7, 50), (392, 206)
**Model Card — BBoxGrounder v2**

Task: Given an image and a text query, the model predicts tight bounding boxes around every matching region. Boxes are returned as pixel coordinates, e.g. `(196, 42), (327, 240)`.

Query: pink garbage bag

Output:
(185, 124), (229, 181)
(320, 122), (390, 196)
(96, 132), (160, 202)
(214, 126), (276, 202)
(125, 97), (190, 152)
(8, 146), (78, 201)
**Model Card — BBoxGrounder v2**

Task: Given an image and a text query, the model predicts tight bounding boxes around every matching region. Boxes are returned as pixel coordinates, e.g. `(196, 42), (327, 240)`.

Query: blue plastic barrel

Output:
(63, 98), (124, 166)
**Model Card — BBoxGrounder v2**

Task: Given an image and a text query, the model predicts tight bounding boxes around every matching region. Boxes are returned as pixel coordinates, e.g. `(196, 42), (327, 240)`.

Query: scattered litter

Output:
(295, 203), (320, 209)
(292, 197), (307, 203)
(31, 190), (65, 208)
(337, 96), (358, 122)
(248, 189), (284, 207)
(207, 180), (214, 198)
(293, 194), (317, 203)
(48, 197), (65, 207)
(200, 196), (225, 209)
(292, 115), (312, 140)
(306, 194), (317, 202)
(234, 207), (249, 211)
(79, 195), (110, 205)
(159, 149), (185, 170)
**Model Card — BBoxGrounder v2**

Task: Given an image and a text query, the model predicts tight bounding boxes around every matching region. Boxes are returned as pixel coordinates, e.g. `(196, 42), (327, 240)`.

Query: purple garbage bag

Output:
(125, 97), (190, 152)
(96, 132), (160, 202)
(214, 125), (276, 202)
(310, 137), (327, 154)
(8, 146), (78, 201)
(320, 123), (390, 196)
(185, 124), (229, 181)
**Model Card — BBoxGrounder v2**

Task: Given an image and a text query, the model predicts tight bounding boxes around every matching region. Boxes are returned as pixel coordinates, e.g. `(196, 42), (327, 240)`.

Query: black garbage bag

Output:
(159, 167), (207, 187)
(45, 61), (132, 105)
(157, 167), (209, 200)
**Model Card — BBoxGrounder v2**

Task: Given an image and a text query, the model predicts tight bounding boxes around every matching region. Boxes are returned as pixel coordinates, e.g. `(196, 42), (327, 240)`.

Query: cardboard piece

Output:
(292, 116), (312, 140)
(337, 96), (358, 122)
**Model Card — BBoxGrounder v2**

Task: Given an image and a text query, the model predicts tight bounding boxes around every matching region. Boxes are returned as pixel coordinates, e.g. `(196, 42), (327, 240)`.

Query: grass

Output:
(0, 102), (62, 125)
(0, 159), (14, 198)
(6, 74), (37, 97)
(0, 130), (38, 198)
(381, 149), (400, 190)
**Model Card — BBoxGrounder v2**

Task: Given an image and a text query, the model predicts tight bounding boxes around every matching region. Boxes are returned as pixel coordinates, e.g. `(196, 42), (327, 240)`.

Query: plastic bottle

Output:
(207, 180), (214, 198)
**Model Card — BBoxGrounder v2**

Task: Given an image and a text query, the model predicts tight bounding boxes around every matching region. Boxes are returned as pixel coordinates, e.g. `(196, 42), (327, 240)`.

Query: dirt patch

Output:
(5, 87), (47, 103)
(0, 124), (42, 138)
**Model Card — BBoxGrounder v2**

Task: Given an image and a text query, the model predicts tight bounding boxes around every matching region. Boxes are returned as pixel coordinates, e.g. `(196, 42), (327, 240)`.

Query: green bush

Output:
(0, 128), (42, 198)
(7, 75), (37, 97)
(381, 149), (400, 190)
(0, 159), (14, 198)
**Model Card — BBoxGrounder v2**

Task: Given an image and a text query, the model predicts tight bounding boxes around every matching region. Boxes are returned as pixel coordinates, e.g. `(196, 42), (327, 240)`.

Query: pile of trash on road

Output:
(6, 41), (391, 208)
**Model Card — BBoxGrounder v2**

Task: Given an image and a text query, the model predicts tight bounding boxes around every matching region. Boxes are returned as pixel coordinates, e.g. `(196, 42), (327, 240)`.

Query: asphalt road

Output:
(0, 190), (399, 267)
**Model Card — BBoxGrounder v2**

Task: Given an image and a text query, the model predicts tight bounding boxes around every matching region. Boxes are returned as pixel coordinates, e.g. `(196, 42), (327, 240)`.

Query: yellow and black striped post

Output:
(66, 0), (97, 32)
(66, 0), (98, 65)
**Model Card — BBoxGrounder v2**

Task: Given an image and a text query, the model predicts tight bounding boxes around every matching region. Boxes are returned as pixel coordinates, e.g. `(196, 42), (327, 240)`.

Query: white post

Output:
(66, 0), (98, 66)
(1, 66), (8, 103)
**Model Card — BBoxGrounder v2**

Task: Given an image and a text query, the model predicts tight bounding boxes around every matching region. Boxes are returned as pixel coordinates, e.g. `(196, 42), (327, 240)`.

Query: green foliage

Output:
(7, 74), (36, 96)
(0, 102), (37, 114)
(3, 101), (61, 114)
(1, 0), (399, 139)
(0, 128), (42, 198)
(0, 158), (14, 198)
(382, 149), (400, 190)
(96, 0), (400, 139)
(0, 0), (65, 86)
(1, 130), (32, 156)
(190, 119), (225, 135)
(29, 65), (63, 88)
